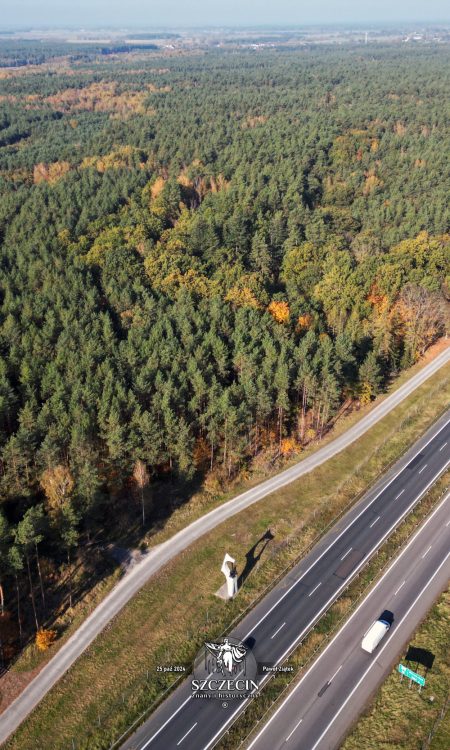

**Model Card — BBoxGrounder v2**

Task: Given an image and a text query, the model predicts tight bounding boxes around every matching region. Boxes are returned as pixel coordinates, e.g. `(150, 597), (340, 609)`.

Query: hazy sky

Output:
(3, 0), (449, 28)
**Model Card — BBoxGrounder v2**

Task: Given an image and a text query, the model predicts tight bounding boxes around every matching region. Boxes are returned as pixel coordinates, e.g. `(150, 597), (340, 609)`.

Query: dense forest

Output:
(0, 41), (448, 660)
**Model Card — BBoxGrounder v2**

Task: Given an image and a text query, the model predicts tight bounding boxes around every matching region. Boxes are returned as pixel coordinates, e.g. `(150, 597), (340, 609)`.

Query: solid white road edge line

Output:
(308, 549), (450, 750)
(3, 352), (449, 749)
(202, 461), (450, 750)
(245, 489), (450, 750)
(241, 418), (449, 642)
(140, 695), (193, 750)
(140, 434), (450, 750)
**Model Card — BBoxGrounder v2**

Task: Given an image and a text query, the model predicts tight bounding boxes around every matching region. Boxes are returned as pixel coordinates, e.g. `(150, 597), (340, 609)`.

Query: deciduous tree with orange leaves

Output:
(268, 300), (290, 324)
(35, 628), (56, 651)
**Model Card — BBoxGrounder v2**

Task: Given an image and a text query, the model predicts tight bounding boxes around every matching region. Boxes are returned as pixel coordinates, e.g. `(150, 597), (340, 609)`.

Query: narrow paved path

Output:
(0, 345), (449, 745)
(121, 411), (450, 750)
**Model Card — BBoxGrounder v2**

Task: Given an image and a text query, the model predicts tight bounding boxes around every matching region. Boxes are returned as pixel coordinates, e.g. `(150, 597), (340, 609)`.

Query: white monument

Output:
(221, 553), (238, 599)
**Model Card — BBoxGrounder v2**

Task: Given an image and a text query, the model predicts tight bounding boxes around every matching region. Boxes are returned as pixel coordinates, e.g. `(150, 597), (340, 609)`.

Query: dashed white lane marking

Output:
(308, 582), (322, 597)
(285, 718), (303, 742)
(329, 665), (343, 683)
(369, 516), (380, 528)
(177, 723), (197, 746)
(340, 548), (352, 561)
(308, 548), (450, 750)
(446, 519), (450, 527)
(246, 492), (450, 750)
(240, 419), (449, 648)
(418, 464), (428, 474)
(394, 580), (406, 596)
(439, 442), (447, 451)
(422, 545), (432, 558)
(395, 489), (405, 499)
(271, 622), (286, 640)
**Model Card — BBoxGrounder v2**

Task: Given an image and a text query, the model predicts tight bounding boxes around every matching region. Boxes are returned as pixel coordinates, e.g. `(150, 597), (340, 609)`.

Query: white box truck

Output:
(361, 614), (392, 653)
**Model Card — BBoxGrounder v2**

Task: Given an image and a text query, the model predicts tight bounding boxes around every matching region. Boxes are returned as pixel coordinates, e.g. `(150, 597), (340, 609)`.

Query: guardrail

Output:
(61, 397), (449, 750)
(421, 693), (450, 750)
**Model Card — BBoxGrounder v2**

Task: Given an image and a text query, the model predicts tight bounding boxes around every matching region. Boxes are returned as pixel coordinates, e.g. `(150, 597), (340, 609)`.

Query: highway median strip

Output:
(221, 479), (450, 750)
(3, 360), (450, 750)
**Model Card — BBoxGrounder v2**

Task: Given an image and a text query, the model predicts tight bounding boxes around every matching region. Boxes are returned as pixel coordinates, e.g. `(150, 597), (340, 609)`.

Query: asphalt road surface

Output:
(247, 491), (450, 750)
(120, 410), (450, 750)
(2, 343), (448, 745)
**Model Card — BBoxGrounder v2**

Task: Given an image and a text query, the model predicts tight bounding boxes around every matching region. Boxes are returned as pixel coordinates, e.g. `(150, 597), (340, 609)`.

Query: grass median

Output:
(4, 359), (450, 750)
(219, 475), (449, 750)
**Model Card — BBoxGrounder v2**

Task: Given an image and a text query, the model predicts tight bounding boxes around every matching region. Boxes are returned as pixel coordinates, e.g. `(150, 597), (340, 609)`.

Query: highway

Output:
(1, 344), (448, 745)
(247, 490), (450, 750)
(121, 410), (450, 750)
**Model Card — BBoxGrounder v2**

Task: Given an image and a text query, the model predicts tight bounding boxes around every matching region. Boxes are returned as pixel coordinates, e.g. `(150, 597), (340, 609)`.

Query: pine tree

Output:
(0, 511), (10, 614)
(8, 546), (24, 644)
(14, 511), (42, 631)
(358, 351), (382, 404)
(59, 502), (79, 610)
(133, 459), (150, 527)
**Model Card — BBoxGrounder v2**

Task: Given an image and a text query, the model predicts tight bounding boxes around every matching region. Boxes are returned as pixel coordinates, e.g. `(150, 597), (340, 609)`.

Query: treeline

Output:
(0, 43), (449, 654)
(0, 40), (150, 68)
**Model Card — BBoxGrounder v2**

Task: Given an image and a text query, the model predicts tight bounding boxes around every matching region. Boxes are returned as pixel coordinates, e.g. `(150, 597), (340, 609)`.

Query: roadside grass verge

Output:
(4, 343), (447, 682)
(341, 585), (450, 750)
(429, 696), (450, 750)
(4, 360), (450, 750)
(219, 475), (449, 750)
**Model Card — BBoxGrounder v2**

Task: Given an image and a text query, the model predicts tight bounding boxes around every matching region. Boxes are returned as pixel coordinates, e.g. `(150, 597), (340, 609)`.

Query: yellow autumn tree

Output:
(33, 161), (71, 185)
(296, 313), (313, 332)
(81, 145), (145, 173)
(45, 81), (148, 116)
(359, 382), (373, 406)
(280, 437), (300, 456)
(363, 173), (383, 196)
(36, 628), (57, 651)
(226, 285), (260, 309)
(40, 465), (74, 517)
(84, 226), (126, 266)
(268, 300), (290, 324)
(161, 269), (214, 297)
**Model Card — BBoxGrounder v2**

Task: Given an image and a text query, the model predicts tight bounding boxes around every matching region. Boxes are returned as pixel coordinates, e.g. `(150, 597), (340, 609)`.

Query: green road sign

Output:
(398, 663), (425, 686)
